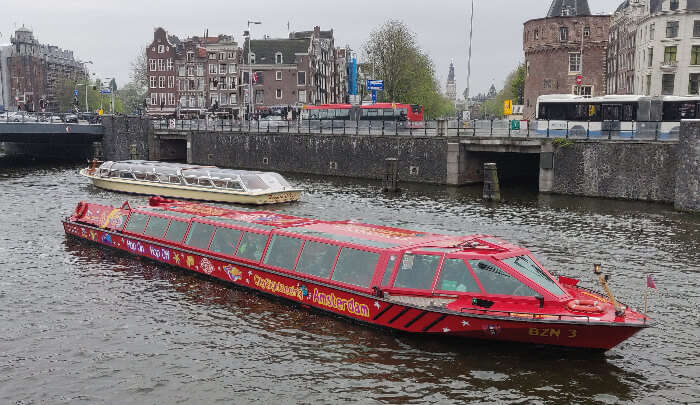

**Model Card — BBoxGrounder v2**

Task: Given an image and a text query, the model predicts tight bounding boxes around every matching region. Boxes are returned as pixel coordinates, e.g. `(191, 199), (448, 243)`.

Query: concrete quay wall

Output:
(188, 132), (448, 184)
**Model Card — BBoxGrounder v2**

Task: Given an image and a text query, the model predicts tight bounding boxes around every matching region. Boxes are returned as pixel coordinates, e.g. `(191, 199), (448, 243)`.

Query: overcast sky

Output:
(1, 0), (614, 96)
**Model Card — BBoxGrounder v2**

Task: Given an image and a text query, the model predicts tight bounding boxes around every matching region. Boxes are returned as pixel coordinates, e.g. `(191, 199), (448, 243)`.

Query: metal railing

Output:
(0, 111), (103, 125)
(151, 118), (682, 141)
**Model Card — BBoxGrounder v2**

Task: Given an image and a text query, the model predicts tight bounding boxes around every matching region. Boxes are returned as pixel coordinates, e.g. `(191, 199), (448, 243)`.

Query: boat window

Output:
(198, 178), (213, 187)
(119, 172), (135, 179)
(241, 175), (267, 190)
(145, 174), (159, 182)
(295, 241), (339, 279)
(133, 172), (148, 180)
(109, 171), (119, 178)
(227, 181), (243, 190)
(235, 232), (269, 262)
(468, 260), (538, 297)
(99, 169), (109, 177)
(169, 176), (181, 184)
(144, 216), (170, 238)
(185, 222), (216, 249)
(393, 254), (441, 290)
(209, 227), (243, 255)
(502, 256), (565, 296)
(381, 255), (397, 286)
(164, 220), (188, 243)
(436, 258), (481, 293)
(158, 174), (170, 182)
(125, 213), (149, 233)
(263, 235), (303, 270)
(212, 179), (227, 188)
(184, 177), (197, 185)
(331, 248), (379, 287)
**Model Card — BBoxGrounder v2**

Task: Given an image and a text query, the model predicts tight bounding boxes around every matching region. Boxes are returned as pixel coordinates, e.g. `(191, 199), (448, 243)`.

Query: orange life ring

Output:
(567, 299), (604, 313)
(74, 202), (88, 219)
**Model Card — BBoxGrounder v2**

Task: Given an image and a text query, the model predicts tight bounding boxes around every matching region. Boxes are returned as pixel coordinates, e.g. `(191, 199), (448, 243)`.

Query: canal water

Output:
(0, 161), (698, 404)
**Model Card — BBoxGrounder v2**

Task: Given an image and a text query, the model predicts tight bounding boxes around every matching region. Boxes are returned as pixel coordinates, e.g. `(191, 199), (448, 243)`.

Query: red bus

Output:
(304, 103), (424, 122)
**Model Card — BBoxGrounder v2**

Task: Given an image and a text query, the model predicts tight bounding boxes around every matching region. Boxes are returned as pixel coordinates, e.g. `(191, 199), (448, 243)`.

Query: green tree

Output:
(117, 81), (147, 115)
(481, 64), (526, 119)
(364, 20), (455, 119)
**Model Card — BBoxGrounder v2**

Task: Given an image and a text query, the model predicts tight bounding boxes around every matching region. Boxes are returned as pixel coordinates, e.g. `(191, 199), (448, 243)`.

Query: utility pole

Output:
(466, 0), (474, 103)
(247, 20), (262, 119)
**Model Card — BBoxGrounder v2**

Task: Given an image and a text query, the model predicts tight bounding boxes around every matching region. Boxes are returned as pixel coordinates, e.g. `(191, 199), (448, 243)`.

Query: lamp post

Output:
(104, 77), (116, 113)
(78, 61), (93, 112)
(247, 20), (261, 120)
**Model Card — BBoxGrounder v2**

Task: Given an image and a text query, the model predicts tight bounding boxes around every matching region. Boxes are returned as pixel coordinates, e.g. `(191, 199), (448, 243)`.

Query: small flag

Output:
(647, 274), (657, 289)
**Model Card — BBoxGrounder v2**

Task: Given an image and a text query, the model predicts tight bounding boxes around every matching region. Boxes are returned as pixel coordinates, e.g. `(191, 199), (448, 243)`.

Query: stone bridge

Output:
(98, 116), (698, 213)
(0, 122), (104, 159)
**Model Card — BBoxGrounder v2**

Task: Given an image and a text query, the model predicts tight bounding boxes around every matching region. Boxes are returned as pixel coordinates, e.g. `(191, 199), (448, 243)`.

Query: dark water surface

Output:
(0, 162), (698, 404)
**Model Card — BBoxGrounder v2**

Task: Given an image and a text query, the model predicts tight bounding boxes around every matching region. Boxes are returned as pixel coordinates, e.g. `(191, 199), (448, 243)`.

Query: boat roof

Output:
(139, 200), (523, 254)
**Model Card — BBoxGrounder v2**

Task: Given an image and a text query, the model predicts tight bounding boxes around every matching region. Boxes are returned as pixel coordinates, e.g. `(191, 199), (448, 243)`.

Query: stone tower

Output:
(446, 60), (457, 102)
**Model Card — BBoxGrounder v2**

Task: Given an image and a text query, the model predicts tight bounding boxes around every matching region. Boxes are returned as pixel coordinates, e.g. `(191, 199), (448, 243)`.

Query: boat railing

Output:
(459, 307), (597, 323)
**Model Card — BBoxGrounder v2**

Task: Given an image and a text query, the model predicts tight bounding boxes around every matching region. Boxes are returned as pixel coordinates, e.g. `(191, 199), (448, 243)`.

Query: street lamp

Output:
(246, 20), (261, 119)
(77, 60), (93, 113)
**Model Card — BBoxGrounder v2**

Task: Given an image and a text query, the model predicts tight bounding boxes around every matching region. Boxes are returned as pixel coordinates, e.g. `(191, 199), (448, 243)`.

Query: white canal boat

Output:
(80, 160), (302, 205)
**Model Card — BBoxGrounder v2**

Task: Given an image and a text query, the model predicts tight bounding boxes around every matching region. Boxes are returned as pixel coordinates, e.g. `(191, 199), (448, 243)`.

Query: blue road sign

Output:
(367, 80), (384, 91)
(371, 90), (377, 104)
(100, 89), (112, 95)
(74, 90), (79, 96)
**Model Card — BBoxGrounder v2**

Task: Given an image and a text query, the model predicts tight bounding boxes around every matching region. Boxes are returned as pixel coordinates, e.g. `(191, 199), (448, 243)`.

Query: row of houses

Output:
(523, 0), (700, 118)
(0, 27), (87, 112)
(146, 26), (349, 118)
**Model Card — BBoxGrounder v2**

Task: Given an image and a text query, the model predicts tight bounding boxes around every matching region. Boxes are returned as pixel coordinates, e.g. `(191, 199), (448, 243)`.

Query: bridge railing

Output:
(0, 111), (103, 125)
(151, 118), (681, 141)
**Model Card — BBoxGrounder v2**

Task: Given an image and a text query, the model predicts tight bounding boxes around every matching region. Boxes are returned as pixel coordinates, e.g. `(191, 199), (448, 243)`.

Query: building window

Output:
(666, 21), (679, 38)
(648, 47), (654, 67)
(150, 93), (158, 106)
(275, 52), (283, 64)
(650, 23), (655, 40)
(167, 58), (173, 71)
(186, 52), (193, 62)
(583, 26), (590, 38)
(694, 21), (700, 37)
(159, 76), (165, 88)
(534, 29), (539, 40)
(209, 53), (217, 60)
(220, 64), (227, 74)
(167, 93), (175, 106)
(229, 64), (237, 74)
(210, 94), (218, 106)
(569, 52), (581, 72)
(276, 71), (282, 81)
(690, 74), (700, 95)
(197, 64), (204, 76)
(646, 74), (652, 96)
(209, 64), (217, 74)
(692, 46), (700, 65)
(178, 65), (185, 76)
(210, 78), (218, 90)
(560, 26), (569, 41)
(670, 0), (679, 10)
(255, 89), (264, 104)
(157, 59), (164, 71)
(662, 74), (675, 95)
(230, 94), (237, 105)
(179, 96), (186, 107)
(298, 90), (306, 103)
(167, 76), (175, 88)
(189, 95), (195, 107)
(276, 89), (282, 99)
(573, 85), (592, 96)
(297, 71), (306, 85)
(149, 59), (156, 71)
(158, 44), (165, 54)
(227, 51), (235, 59)
(149, 76), (156, 88)
(219, 52), (226, 60)
(664, 46), (677, 63)
(254, 71), (264, 84)
(543, 79), (553, 89)
(249, 53), (256, 64)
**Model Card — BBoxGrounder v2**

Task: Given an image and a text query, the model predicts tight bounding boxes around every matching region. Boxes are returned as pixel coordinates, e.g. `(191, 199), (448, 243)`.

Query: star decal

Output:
(246, 279), (250, 284)
(248, 271), (253, 276)
(461, 320), (470, 327)
(443, 327), (451, 333)
(374, 301), (381, 309)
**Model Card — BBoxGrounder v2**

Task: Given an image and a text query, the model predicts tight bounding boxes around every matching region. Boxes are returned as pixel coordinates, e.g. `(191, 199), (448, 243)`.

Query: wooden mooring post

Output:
(483, 162), (501, 201)
(383, 158), (400, 192)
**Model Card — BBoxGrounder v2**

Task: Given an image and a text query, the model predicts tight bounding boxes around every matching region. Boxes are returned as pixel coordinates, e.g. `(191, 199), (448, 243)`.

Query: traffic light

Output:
(74, 96), (79, 106)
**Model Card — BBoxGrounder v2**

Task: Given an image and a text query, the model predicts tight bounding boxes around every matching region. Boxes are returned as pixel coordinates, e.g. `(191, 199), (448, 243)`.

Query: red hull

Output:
(63, 219), (645, 350)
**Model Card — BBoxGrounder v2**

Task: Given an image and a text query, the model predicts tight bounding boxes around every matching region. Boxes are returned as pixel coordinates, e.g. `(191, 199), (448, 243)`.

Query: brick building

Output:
(608, 1), (647, 94)
(523, 0), (610, 118)
(146, 28), (178, 115)
(0, 26), (86, 112)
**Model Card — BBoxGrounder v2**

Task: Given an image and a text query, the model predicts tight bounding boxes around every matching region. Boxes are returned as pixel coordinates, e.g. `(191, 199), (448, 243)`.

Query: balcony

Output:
(660, 60), (678, 71)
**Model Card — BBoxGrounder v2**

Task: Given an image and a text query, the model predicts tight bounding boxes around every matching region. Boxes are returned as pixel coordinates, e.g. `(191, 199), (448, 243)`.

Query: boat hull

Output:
(63, 219), (646, 350)
(80, 169), (301, 205)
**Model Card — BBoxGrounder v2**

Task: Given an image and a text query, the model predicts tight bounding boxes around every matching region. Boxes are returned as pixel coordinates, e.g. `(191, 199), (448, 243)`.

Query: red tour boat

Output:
(63, 197), (649, 350)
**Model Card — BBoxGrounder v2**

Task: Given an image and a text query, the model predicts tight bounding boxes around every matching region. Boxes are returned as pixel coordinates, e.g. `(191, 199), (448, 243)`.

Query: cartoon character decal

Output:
(223, 265), (242, 282)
